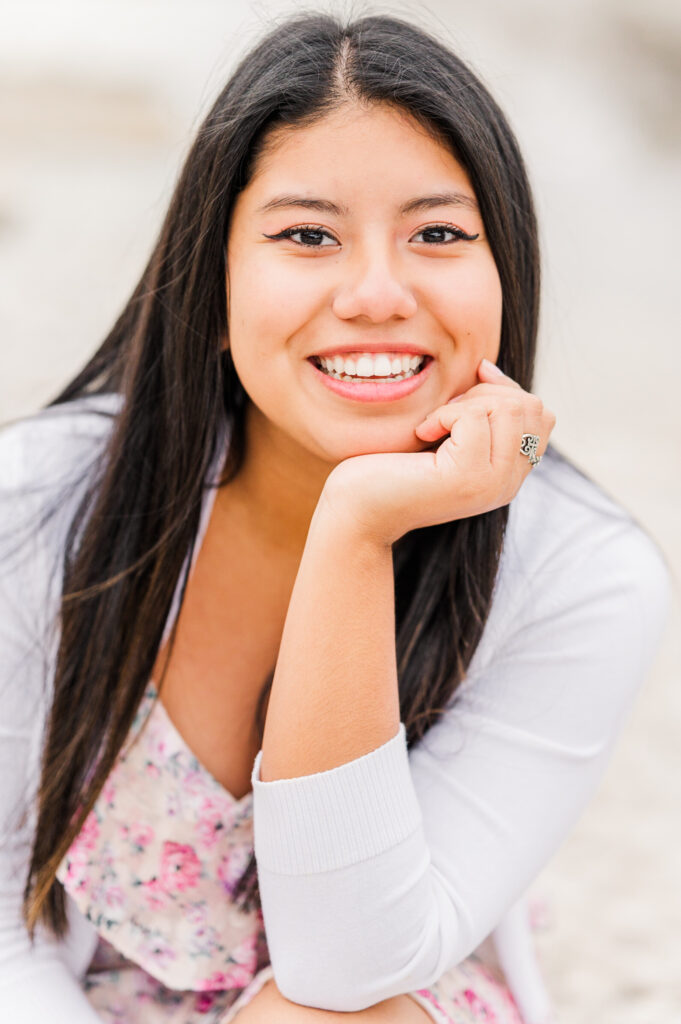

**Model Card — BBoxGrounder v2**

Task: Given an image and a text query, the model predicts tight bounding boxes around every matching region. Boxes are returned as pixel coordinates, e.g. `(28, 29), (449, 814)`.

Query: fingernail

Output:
(481, 358), (505, 377)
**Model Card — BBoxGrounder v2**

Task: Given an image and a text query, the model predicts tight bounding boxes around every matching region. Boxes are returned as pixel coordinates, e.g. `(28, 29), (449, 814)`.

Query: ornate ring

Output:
(520, 433), (542, 467)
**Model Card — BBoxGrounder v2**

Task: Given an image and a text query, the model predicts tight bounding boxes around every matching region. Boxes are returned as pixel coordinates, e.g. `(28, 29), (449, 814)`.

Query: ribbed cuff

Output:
(250, 722), (422, 875)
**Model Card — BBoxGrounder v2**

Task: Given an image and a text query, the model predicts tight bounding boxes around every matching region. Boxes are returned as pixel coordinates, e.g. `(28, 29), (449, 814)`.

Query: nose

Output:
(332, 243), (417, 322)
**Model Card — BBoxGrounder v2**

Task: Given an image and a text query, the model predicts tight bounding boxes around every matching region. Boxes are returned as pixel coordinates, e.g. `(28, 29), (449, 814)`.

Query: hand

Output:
(318, 358), (557, 546)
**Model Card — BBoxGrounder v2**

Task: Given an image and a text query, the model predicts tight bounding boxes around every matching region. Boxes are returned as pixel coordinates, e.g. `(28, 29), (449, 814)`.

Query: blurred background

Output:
(1, 0), (679, 1019)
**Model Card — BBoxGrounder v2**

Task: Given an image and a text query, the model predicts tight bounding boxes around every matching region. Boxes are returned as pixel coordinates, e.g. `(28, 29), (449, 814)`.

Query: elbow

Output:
(272, 963), (373, 1013)
(260, 857), (474, 1010)
(269, 912), (470, 1012)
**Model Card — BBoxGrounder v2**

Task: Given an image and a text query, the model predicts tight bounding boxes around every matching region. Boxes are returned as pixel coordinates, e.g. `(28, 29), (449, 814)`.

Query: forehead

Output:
(243, 102), (474, 202)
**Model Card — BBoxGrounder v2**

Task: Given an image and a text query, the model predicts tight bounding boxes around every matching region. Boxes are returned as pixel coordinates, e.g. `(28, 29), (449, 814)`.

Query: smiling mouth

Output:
(310, 352), (430, 382)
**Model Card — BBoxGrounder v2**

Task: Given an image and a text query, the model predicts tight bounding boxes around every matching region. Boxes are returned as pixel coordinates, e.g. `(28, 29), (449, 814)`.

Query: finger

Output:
(489, 401), (526, 476)
(446, 382), (528, 404)
(523, 405), (557, 459)
(415, 398), (481, 442)
(437, 404), (492, 475)
(514, 408), (556, 477)
(476, 358), (523, 389)
(415, 393), (525, 443)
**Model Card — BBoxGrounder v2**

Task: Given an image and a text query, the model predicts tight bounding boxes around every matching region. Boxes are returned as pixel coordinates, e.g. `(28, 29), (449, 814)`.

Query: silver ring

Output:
(520, 433), (542, 467)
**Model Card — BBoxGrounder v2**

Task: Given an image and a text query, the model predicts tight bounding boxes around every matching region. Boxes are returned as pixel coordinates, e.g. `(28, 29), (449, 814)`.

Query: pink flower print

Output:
(74, 810), (100, 853)
(184, 768), (210, 799)
(137, 933), (177, 972)
(195, 991), (217, 1013)
(198, 965), (247, 991)
(166, 790), (181, 818)
(63, 850), (90, 893)
(224, 964), (254, 989)
(159, 840), (201, 892)
(185, 901), (209, 925)
(197, 935), (258, 991)
(414, 989), (449, 1018)
(101, 778), (117, 806)
(144, 759), (161, 780)
(189, 923), (223, 959)
(104, 885), (125, 908)
(461, 988), (498, 1021)
(198, 971), (229, 992)
(197, 796), (231, 849)
(229, 933), (258, 980)
(141, 876), (170, 911)
(217, 846), (251, 897)
(129, 822), (154, 852)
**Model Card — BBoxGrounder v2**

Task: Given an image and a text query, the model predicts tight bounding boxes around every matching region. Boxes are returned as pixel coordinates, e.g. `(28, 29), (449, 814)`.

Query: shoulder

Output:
(455, 447), (673, 746)
(0, 391), (122, 543)
(504, 444), (670, 591)
(0, 391), (122, 495)
(480, 444), (672, 664)
(0, 392), (123, 632)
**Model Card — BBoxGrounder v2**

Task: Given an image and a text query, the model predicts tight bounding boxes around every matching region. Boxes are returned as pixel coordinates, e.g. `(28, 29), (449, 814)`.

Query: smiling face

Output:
(225, 101), (503, 468)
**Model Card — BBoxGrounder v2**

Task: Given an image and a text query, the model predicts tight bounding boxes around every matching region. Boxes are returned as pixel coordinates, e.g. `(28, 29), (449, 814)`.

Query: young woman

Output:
(0, 12), (670, 1024)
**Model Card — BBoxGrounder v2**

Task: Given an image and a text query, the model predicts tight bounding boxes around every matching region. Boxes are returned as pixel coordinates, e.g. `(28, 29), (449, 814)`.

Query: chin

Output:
(318, 429), (426, 462)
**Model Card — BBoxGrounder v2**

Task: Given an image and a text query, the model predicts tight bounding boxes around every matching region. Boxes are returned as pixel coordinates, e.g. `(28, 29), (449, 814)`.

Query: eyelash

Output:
(263, 223), (479, 247)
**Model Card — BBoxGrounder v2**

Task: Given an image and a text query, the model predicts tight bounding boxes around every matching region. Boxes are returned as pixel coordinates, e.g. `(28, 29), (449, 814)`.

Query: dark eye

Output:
(263, 225), (338, 247)
(411, 224), (479, 244)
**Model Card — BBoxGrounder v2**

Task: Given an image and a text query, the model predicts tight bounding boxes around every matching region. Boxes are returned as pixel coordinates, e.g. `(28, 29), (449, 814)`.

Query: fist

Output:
(319, 358), (557, 547)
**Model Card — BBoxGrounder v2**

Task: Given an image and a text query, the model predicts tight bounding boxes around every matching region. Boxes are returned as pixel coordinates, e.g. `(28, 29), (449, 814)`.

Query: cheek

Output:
(227, 254), (319, 352)
(433, 259), (503, 350)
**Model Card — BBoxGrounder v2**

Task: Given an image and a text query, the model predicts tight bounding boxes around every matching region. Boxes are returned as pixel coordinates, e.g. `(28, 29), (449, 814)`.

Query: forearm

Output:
(259, 494), (400, 782)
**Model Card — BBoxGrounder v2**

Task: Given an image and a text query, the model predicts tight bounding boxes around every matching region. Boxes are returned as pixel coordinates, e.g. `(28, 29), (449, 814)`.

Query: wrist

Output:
(313, 477), (396, 552)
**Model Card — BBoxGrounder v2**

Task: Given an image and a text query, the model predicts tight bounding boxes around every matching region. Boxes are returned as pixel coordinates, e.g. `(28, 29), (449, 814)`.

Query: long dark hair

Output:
(21, 11), (542, 937)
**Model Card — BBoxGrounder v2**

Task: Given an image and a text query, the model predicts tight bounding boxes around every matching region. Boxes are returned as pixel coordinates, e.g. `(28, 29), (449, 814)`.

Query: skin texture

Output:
(232, 977), (433, 1022)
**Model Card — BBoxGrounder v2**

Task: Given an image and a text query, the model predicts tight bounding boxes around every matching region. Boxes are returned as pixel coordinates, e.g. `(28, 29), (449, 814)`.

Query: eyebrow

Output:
(256, 191), (479, 216)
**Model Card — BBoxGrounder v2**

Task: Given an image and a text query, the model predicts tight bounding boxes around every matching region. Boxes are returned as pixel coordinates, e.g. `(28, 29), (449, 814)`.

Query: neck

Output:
(215, 403), (336, 559)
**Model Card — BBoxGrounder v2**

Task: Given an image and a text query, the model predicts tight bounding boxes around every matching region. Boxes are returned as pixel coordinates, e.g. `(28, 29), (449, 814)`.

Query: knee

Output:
(231, 978), (432, 1022)
(230, 978), (313, 1022)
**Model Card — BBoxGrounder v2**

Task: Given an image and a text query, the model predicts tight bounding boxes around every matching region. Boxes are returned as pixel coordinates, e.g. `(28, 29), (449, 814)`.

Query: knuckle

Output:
(461, 400), (485, 415)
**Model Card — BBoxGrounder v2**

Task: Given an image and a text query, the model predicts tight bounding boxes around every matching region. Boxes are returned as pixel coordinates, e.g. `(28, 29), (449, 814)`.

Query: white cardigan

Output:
(0, 393), (671, 1023)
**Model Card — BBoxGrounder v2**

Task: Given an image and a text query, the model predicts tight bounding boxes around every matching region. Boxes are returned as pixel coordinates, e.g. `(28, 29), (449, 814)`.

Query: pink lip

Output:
(306, 356), (433, 403)
(310, 342), (431, 358)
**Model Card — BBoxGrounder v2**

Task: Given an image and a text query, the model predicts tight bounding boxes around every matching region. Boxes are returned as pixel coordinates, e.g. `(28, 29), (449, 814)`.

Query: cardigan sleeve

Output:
(250, 469), (672, 1012)
(0, 411), (106, 1022)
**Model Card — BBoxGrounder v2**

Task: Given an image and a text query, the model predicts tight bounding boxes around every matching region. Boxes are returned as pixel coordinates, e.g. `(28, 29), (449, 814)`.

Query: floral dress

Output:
(56, 683), (526, 1024)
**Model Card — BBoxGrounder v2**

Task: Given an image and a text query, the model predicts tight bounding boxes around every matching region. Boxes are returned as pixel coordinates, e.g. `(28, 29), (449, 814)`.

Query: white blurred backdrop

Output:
(1, 1), (679, 1020)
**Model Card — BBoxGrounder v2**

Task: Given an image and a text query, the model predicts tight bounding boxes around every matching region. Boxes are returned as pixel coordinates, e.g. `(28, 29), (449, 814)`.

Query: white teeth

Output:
(315, 351), (426, 382)
(373, 355), (392, 376)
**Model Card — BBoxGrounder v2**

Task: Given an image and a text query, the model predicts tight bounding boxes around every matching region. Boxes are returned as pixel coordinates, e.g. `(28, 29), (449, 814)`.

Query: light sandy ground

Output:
(1, 2), (679, 1020)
